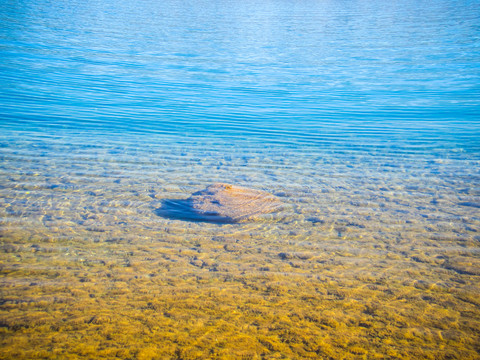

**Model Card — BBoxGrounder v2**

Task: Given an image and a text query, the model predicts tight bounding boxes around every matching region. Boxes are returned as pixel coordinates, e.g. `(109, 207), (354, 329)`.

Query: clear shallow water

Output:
(1, 0), (480, 358)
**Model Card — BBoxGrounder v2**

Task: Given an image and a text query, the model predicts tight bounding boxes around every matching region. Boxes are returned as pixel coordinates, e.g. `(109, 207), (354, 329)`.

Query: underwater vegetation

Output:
(0, 217), (479, 359)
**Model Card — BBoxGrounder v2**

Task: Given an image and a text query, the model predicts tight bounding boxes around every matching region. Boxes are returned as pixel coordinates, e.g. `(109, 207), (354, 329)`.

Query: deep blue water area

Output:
(1, 0), (479, 155)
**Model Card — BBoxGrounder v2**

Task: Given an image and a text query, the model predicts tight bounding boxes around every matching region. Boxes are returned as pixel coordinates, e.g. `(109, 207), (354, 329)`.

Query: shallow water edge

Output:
(0, 133), (479, 359)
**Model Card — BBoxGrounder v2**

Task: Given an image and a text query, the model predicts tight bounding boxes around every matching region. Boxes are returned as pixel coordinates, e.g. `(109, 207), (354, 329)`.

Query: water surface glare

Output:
(1, 0), (480, 358)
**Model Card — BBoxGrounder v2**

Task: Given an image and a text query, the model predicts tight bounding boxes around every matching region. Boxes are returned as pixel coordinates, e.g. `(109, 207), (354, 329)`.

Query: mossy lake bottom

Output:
(0, 134), (479, 359)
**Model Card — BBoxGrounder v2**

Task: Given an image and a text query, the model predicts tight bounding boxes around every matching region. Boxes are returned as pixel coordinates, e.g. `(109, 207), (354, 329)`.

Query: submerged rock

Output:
(156, 183), (282, 223)
(190, 183), (282, 223)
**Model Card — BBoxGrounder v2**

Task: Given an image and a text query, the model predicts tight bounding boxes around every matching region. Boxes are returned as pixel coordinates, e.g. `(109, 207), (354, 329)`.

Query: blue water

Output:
(1, 0), (479, 154)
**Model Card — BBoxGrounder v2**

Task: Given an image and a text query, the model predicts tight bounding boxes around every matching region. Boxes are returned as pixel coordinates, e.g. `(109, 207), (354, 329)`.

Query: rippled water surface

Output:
(1, 0), (480, 358)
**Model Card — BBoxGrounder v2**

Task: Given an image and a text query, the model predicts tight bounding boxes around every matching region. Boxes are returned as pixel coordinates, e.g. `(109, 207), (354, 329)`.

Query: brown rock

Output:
(189, 183), (282, 223)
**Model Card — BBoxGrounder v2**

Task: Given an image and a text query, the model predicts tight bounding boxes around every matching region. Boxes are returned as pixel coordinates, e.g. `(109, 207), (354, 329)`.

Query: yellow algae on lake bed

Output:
(1, 221), (479, 359)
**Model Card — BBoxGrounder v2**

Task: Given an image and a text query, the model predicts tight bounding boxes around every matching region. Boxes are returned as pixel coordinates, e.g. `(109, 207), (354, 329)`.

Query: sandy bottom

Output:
(0, 134), (479, 359)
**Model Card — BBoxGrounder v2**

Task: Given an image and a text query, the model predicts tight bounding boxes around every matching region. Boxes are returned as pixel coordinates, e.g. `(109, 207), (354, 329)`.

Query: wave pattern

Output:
(1, 0), (479, 153)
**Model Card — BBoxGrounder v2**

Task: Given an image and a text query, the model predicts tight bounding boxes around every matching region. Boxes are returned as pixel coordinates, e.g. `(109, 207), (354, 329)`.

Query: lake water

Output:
(1, 0), (479, 358)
